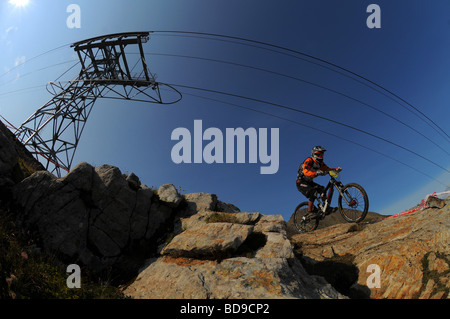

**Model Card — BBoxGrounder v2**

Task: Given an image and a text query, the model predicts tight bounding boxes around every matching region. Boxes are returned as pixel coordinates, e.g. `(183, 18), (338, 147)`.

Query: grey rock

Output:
(126, 208), (345, 299)
(180, 211), (260, 232)
(63, 162), (95, 192)
(254, 214), (287, 235)
(161, 222), (253, 258)
(95, 164), (127, 194)
(157, 184), (182, 207)
(125, 255), (344, 299)
(216, 200), (240, 213)
(184, 192), (217, 214)
(126, 172), (141, 191)
(11, 163), (168, 273)
(255, 232), (294, 259)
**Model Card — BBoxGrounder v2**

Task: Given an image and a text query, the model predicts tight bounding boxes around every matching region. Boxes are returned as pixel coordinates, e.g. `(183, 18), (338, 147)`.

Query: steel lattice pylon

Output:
(15, 32), (182, 177)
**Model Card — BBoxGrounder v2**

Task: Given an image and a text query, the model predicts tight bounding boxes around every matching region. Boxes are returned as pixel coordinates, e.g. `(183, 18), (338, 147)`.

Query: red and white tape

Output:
(368, 190), (449, 224)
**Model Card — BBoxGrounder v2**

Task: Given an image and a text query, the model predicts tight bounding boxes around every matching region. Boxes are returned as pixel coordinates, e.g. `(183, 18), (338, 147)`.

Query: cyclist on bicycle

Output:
(296, 146), (342, 214)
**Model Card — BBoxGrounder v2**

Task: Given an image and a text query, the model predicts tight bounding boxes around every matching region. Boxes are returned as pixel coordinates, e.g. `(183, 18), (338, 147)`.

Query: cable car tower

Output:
(14, 32), (181, 177)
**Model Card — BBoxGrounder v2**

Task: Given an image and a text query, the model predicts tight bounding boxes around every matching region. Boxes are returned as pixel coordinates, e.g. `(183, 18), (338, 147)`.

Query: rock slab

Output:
(291, 199), (450, 299)
(125, 210), (344, 299)
(161, 222), (253, 258)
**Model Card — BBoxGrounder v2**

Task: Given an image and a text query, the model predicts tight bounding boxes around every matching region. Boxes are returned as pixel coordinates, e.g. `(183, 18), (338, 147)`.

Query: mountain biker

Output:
(296, 146), (342, 214)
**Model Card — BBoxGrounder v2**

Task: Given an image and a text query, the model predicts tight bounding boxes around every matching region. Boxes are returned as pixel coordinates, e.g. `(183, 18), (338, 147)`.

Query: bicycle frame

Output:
(316, 175), (350, 212)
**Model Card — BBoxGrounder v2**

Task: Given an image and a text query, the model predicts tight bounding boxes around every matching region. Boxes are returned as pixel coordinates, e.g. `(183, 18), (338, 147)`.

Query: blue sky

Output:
(1, 0), (449, 221)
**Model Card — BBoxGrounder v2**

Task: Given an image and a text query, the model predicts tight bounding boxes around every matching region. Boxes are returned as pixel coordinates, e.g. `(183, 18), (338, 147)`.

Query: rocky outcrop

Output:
(124, 211), (344, 299)
(11, 161), (240, 278)
(290, 198), (450, 299)
(12, 162), (166, 275)
(8, 151), (343, 298)
(2, 120), (447, 299)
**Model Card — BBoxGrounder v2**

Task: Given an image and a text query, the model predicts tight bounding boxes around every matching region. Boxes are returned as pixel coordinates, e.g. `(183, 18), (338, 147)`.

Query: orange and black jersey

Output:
(297, 157), (330, 182)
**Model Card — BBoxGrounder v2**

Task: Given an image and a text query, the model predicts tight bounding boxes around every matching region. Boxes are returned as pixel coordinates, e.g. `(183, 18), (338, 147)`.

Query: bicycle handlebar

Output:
(329, 168), (342, 178)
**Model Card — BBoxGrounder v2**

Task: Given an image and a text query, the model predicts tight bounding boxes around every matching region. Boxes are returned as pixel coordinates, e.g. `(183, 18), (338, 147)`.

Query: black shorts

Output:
(296, 179), (325, 201)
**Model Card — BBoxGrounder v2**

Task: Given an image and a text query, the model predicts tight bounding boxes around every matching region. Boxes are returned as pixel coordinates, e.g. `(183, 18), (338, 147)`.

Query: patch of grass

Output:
(10, 157), (37, 184)
(205, 212), (238, 224)
(0, 206), (127, 299)
(17, 157), (37, 177)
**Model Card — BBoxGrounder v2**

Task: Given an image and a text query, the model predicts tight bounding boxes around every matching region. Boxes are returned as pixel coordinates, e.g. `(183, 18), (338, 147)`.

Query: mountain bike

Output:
(293, 170), (369, 233)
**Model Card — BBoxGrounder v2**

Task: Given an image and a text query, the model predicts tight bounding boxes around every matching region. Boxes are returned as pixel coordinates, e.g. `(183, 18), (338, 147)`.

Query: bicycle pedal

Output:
(316, 211), (326, 219)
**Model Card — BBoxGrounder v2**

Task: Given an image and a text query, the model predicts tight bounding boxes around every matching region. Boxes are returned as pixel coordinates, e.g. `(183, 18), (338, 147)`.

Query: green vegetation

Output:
(0, 207), (127, 299)
(205, 212), (239, 224)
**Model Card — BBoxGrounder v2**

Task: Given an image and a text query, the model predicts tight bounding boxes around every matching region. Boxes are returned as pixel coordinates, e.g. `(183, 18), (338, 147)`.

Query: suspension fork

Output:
(334, 182), (353, 206)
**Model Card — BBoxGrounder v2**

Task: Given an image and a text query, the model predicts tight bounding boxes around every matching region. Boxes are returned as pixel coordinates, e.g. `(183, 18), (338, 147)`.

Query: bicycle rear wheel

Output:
(293, 202), (319, 233)
(338, 183), (369, 223)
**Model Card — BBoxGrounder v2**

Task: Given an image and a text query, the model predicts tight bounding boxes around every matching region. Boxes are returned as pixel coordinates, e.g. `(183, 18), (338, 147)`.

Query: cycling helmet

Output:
(311, 145), (326, 162)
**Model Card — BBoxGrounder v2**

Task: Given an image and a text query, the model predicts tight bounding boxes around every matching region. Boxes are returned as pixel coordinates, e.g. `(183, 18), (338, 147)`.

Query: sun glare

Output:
(9, 0), (29, 7)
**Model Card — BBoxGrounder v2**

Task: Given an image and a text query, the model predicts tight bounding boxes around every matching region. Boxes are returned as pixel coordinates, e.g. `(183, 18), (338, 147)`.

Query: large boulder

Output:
(124, 210), (345, 299)
(12, 162), (176, 274)
(157, 184), (182, 207)
(126, 255), (341, 299)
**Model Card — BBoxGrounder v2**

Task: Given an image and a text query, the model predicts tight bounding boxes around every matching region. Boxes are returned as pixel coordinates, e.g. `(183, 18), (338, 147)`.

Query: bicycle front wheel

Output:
(293, 202), (319, 233)
(338, 183), (369, 223)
